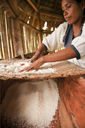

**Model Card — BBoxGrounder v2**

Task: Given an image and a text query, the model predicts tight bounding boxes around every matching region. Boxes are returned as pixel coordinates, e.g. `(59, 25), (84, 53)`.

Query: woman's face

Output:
(61, 0), (84, 24)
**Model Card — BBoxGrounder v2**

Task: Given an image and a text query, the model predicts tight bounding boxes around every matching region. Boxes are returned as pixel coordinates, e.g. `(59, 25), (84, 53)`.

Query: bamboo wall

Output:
(20, 23), (40, 55)
(0, 8), (14, 59)
(0, 8), (41, 59)
(0, 0), (55, 60)
(0, 7), (52, 60)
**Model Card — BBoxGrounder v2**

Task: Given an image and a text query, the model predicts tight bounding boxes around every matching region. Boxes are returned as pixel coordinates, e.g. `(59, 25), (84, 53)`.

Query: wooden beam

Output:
(18, 6), (33, 17)
(37, 0), (40, 6)
(10, 0), (24, 59)
(6, 14), (14, 58)
(40, 5), (53, 12)
(32, 0), (40, 26)
(50, 0), (58, 29)
(32, 12), (37, 26)
(40, 11), (64, 19)
(0, 0), (6, 8)
(0, 9), (3, 59)
(0, 0), (16, 18)
(40, 16), (64, 22)
(7, 0), (18, 16)
(41, 30), (52, 34)
(53, 0), (58, 12)
(20, 19), (40, 33)
(20, 24), (25, 54)
(1, 9), (9, 59)
(37, 12), (42, 46)
(26, 0), (39, 12)
(0, 36), (3, 59)
(0, 3), (6, 9)
(11, 18), (24, 59)
(37, 12), (41, 30)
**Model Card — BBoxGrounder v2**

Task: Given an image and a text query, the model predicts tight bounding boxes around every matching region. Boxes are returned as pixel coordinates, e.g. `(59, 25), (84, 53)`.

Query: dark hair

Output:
(61, 0), (85, 15)
(84, 9), (85, 15)
(74, 0), (85, 15)
(74, 0), (82, 2)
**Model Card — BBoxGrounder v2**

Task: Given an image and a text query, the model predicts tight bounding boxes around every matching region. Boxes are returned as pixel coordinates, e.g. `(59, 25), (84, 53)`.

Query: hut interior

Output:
(0, 0), (65, 60)
(0, 0), (85, 128)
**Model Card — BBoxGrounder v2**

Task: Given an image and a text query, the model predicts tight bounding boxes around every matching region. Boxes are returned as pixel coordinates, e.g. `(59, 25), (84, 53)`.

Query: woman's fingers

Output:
(25, 63), (39, 72)
(19, 66), (33, 72)
(19, 67), (27, 72)
(19, 57), (44, 72)
(25, 66), (34, 71)
(19, 62), (36, 72)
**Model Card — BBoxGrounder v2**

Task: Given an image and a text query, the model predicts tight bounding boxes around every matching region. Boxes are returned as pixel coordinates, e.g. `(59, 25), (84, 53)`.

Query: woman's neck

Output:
(73, 17), (84, 38)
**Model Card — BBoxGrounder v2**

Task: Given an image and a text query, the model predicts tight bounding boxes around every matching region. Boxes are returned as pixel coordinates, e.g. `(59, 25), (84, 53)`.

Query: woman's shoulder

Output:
(55, 22), (68, 35)
(57, 22), (68, 29)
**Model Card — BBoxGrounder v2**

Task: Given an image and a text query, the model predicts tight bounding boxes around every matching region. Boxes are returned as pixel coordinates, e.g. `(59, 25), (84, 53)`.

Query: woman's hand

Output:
(19, 57), (44, 72)
(31, 44), (46, 63)
(31, 51), (40, 63)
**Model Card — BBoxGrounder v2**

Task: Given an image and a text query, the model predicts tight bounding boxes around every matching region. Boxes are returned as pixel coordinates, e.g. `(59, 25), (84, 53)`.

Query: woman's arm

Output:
(31, 22), (68, 62)
(19, 46), (77, 72)
(42, 46), (77, 63)
(31, 44), (46, 62)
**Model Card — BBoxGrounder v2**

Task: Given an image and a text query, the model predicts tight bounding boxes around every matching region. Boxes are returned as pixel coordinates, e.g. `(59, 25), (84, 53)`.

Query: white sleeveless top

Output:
(42, 22), (85, 68)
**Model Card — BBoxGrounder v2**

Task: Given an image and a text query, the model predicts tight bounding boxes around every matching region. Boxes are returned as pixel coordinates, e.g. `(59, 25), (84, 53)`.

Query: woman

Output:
(20, 0), (85, 72)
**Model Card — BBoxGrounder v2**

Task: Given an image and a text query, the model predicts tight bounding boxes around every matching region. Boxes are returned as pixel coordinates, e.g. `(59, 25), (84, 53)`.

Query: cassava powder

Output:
(0, 79), (59, 128)
(0, 59), (57, 75)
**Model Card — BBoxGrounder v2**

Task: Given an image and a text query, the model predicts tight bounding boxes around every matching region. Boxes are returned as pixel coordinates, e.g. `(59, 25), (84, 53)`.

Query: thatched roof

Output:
(18, 0), (64, 29)
(1, 0), (85, 30)
(0, 0), (64, 30)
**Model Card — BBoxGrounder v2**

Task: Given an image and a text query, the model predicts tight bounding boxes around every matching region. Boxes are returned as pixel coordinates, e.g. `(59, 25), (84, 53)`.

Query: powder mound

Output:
(0, 79), (59, 128)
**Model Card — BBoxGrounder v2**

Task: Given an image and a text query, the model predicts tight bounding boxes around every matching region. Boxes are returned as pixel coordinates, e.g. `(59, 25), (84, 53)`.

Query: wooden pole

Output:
(8, 0), (24, 59)
(37, 12), (42, 46)
(0, 8), (3, 59)
(1, 8), (8, 59)
(11, 17), (24, 58)
(20, 24), (25, 54)
(25, 27), (29, 53)
(7, 15), (14, 58)
(0, 35), (3, 59)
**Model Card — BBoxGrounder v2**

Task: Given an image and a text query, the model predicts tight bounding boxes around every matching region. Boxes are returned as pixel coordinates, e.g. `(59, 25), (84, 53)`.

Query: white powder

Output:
(0, 79), (59, 128)
(0, 59), (58, 75)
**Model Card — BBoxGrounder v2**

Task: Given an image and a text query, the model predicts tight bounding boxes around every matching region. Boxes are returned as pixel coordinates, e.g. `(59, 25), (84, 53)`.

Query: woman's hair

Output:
(74, 0), (85, 15)
(75, 0), (85, 15)
(61, 0), (85, 15)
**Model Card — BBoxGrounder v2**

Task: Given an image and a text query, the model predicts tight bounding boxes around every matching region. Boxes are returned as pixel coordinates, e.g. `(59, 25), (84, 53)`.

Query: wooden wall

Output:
(0, 8), (14, 59)
(0, 7), (52, 60)
(1, 0), (63, 60)
(0, 7), (41, 59)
